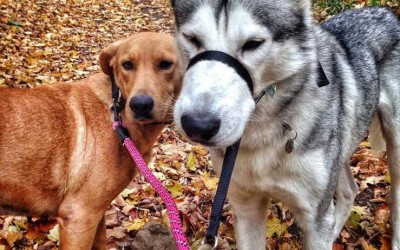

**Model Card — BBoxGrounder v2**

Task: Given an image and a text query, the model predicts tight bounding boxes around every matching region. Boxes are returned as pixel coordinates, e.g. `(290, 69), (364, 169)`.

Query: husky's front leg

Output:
(297, 200), (336, 250)
(333, 165), (358, 237)
(229, 189), (269, 250)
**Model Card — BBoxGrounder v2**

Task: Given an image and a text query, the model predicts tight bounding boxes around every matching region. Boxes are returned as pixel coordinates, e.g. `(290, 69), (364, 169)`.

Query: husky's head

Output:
(171, 0), (315, 147)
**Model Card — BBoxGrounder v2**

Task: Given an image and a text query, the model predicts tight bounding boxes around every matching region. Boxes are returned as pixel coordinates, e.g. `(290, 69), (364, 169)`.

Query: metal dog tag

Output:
(285, 139), (294, 154)
(283, 122), (297, 154)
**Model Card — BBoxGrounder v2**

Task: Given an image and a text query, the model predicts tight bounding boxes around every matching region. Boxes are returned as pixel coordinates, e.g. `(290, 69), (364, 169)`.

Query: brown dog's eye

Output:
(158, 60), (173, 70)
(122, 61), (134, 70)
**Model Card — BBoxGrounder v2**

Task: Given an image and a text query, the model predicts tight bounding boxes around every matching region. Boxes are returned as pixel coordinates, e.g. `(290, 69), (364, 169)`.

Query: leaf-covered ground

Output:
(0, 0), (398, 249)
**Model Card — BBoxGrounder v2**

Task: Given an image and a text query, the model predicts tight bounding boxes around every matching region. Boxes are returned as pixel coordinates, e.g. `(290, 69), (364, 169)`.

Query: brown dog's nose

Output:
(129, 95), (154, 118)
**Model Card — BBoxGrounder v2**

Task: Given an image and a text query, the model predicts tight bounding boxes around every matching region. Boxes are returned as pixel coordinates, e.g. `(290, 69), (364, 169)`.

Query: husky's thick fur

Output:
(170, 0), (400, 249)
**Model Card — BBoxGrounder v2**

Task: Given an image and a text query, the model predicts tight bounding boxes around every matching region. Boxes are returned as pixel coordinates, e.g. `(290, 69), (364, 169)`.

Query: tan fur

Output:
(0, 32), (181, 249)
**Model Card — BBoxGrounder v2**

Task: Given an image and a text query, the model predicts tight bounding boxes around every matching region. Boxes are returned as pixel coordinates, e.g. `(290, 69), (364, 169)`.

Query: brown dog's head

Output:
(100, 32), (181, 124)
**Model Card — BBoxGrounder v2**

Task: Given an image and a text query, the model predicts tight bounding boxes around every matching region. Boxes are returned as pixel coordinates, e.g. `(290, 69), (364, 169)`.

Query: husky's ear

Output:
(99, 40), (123, 76)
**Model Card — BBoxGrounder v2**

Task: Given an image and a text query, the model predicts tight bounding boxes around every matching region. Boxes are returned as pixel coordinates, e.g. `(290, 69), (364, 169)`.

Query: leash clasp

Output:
(199, 235), (218, 250)
(112, 99), (131, 144)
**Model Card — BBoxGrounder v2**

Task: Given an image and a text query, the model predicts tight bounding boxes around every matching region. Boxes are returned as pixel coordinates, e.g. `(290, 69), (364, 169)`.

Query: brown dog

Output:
(0, 32), (181, 249)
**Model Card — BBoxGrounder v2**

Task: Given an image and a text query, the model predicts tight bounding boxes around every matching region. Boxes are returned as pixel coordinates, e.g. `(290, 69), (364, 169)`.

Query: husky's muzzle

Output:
(181, 50), (254, 144)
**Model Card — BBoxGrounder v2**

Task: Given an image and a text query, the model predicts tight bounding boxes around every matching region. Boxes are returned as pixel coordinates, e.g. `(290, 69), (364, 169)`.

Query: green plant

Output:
(314, 0), (355, 15)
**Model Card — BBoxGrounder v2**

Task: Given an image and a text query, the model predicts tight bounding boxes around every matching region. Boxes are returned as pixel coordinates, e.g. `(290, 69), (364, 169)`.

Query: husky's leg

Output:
(379, 44), (400, 250)
(380, 107), (400, 249)
(228, 189), (269, 250)
(333, 165), (358, 237)
(296, 200), (336, 250)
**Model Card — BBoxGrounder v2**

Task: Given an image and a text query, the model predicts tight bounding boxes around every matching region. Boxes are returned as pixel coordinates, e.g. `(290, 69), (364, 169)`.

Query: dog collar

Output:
(111, 75), (126, 116)
(317, 61), (330, 87)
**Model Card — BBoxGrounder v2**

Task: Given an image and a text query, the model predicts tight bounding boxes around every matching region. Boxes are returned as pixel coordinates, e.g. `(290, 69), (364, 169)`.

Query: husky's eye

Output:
(183, 33), (202, 49)
(122, 61), (134, 70)
(242, 40), (265, 51)
(158, 60), (173, 70)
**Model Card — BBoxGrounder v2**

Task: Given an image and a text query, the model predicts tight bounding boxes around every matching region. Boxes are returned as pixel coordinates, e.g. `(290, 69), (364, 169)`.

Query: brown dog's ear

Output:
(99, 40), (123, 76)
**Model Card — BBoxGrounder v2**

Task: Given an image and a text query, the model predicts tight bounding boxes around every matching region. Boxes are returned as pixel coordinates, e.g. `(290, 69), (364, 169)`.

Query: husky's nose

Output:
(129, 95), (154, 117)
(181, 114), (221, 142)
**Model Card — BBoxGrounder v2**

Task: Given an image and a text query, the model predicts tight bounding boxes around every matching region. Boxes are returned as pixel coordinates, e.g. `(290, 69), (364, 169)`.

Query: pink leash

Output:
(113, 121), (189, 250)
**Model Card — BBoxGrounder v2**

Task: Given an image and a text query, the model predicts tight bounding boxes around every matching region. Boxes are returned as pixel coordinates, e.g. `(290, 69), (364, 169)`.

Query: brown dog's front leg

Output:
(57, 201), (104, 250)
(91, 216), (107, 250)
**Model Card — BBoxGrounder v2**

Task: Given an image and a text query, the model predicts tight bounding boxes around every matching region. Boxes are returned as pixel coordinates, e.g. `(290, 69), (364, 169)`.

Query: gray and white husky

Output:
(170, 0), (400, 249)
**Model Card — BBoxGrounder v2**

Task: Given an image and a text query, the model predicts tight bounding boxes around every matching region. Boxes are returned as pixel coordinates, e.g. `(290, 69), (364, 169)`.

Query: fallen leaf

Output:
(266, 216), (287, 238)
(47, 224), (59, 243)
(186, 152), (197, 171)
(201, 172), (219, 191)
(165, 180), (183, 198)
(126, 218), (147, 232)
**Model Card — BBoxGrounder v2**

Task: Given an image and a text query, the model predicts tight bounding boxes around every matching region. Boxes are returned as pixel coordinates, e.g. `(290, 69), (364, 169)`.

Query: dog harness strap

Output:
(187, 50), (254, 95)
(112, 120), (190, 250)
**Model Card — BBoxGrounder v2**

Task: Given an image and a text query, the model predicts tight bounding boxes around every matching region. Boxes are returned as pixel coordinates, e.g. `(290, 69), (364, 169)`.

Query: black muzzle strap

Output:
(187, 50), (254, 95)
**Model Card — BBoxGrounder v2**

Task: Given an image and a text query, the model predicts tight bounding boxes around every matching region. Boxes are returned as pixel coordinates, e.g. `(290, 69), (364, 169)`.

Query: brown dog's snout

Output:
(129, 95), (154, 118)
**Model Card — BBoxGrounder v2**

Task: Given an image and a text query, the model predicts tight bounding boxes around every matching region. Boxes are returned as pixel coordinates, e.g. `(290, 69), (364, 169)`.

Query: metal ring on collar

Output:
(187, 50), (254, 95)
(282, 122), (298, 141)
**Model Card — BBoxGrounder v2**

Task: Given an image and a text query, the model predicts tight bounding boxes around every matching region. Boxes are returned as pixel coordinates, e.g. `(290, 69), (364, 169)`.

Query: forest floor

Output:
(0, 0), (399, 249)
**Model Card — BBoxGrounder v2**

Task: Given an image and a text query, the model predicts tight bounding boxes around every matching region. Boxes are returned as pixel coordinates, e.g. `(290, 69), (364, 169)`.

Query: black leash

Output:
(188, 51), (255, 249)
(187, 50), (330, 249)
(202, 140), (241, 248)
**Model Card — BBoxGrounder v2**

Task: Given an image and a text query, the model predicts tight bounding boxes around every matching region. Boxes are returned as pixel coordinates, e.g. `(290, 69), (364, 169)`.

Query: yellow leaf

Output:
(358, 238), (377, 250)
(173, 160), (182, 169)
(13, 219), (28, 230)
(165, 180), (183, 198)
(346, 206), (367, 227)
(47, 224), (59, 243)
(45, 33), (53, 40)
(201, 172), (219, 191)
(192, 145), (208, 156)
(266, 216), (287, 238)
(126, 218), (147, 232)
(193, 180), (203, 193)
(7, 225), (19, 233)
(153, 171), (166, 181)
(4, 232), (20, 247)
(385, 172), (391, 183)
(120, 188), (135, 198)
(186, 152), (197, 171)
